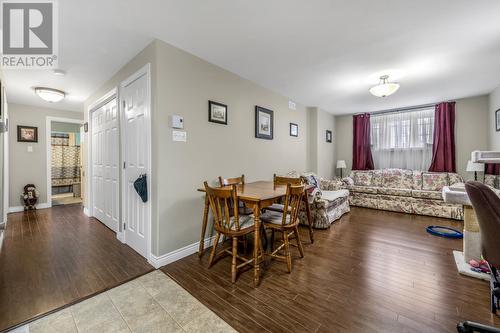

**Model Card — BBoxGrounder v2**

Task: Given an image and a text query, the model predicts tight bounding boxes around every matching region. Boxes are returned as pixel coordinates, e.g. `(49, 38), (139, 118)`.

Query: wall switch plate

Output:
(170, 115), (184, 129)
(27, 146), (33, 152)
(172, 130), (187, 142)
(288, 100), (297, 110)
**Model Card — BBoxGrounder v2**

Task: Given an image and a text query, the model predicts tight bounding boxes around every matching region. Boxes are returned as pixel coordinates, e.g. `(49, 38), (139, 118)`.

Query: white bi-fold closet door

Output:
(91, 98), (119, 232)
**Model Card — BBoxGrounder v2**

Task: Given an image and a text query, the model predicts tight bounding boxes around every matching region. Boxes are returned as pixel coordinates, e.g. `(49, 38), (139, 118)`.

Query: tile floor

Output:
(10, 270), (236, 333)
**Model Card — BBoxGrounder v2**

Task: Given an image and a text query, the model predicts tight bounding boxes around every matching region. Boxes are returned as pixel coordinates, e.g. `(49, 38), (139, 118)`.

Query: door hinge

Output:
(123, 223), (126, 230)
(122, 101), (126, 109)
(123, 161), (126, 169)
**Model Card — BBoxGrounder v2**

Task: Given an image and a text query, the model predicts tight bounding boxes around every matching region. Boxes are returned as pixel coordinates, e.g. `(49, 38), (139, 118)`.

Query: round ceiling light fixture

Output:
(34, 87), (66, 103)
(369, 75), (400, 98)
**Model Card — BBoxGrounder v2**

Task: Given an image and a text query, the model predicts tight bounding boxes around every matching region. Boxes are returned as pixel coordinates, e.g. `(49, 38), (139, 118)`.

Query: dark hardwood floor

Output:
(0, 204), (153, 332)
(163, 207), (500, 333)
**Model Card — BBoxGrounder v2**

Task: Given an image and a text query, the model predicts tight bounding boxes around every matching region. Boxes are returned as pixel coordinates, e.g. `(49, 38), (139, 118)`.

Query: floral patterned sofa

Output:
(485, 174), (500, 190)
(345, 169), (464, 220)
(284, 172), (350, 229)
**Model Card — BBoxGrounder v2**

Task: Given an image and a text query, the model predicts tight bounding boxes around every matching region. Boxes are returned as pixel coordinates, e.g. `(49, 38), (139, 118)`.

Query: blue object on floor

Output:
(426, 226), (463, 239)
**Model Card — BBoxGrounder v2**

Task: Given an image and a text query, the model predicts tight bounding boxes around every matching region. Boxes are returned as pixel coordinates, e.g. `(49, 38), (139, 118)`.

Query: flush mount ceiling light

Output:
(34, 87), (66, 103)
(369, 75), (400, 98)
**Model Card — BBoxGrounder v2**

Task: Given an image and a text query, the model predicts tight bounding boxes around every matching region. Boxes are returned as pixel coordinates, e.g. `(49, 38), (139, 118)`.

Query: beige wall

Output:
(85, 39), (313, 256)
(489, 85), (500, 151)
(334, 95), (490, 179)
(316, 108), (336, 178)
(8, 103), (83, 206)
(334, 115), (353, 176)
(455, 95), (489, 179)
(154, 40), (310, 255)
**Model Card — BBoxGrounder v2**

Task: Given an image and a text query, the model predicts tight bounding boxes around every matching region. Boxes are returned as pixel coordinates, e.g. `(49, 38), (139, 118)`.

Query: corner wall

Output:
(8, 103), (83, 206)
(489, 85), (500, 151)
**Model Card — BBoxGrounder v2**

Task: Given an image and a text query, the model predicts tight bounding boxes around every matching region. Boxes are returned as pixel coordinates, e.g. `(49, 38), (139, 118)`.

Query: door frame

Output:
(86, 88), (118, 225)
(119, 63), (152, 263)
(86, 63), (152, 263)
(45, 116), (84, 208)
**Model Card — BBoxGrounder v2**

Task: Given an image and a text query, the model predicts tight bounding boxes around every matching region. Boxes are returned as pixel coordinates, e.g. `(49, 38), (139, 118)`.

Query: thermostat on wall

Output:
(170, 115), (184, 129)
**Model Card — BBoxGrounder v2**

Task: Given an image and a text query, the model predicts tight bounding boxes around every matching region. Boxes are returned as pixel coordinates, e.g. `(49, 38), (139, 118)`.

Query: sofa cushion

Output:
(412, 171), (423, 190)
(412, 189), (443, 200)
(422, 172), (449, 191)
(372, 170), (384, 187)
(485, 174), (500, 189)
(352, 171), (373, 186)
(320, 178), (343, 191)
(321, 189), (349, 202)
(377, 187), (412, 197)
(448, 173), (463, 186)
(347, 185), (378, 194)
(381, 169), (414, 189)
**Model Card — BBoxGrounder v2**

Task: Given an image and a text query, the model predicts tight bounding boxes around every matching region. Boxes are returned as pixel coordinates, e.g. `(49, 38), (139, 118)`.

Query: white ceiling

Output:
(4, 0), (500, 114)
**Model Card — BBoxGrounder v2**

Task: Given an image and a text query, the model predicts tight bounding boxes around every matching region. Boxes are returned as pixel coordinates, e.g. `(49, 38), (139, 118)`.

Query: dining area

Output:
(197, 174), (315, 287)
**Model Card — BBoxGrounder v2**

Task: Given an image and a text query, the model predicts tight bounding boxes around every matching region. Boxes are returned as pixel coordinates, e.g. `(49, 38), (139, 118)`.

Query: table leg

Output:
(253, 204), (261, 287)
(303, 194), (314, 243)
(198, 195), (210, 258)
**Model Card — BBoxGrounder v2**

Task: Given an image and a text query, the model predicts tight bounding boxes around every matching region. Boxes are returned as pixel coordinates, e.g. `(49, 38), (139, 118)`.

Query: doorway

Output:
(46, 117), (84, 207)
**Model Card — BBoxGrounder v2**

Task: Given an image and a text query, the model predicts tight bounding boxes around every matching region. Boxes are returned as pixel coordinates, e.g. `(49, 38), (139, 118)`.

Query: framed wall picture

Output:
(496, 109), (500, 132)
(208, 100), (228, 125)
(290, 123), (298, 137)
(326, 130), (332, 143)
(17, 125), (38, 142)
(255, 106), (274, 140)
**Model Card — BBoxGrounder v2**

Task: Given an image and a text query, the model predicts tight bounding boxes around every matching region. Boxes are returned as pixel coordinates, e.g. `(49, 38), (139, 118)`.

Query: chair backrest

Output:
(280, 184), (305, 227)
(219, 174), (245, 187)
(465, 181), (500, 267)
(204, 181), (240, 233)
(273, 174), (303, 189)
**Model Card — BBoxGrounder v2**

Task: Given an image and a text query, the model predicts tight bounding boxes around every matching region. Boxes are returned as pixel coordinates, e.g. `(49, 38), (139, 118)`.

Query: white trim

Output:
(119, 63), (152, 262)
(86, 88), (118, 222)
(8, 202), (51, 213)
(148, 235), (220, 269)
(45, 116), (84, 209)
(83, 207), (90, 216)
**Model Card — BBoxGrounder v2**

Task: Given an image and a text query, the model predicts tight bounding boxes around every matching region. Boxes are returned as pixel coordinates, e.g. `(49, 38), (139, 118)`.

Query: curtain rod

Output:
(352, 100), (455, 117)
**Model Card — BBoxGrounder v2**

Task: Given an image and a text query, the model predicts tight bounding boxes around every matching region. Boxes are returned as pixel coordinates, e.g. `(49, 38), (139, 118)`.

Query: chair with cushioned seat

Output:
(204, 181), (263, 283)
(465, 181), (500, 314)
(260, 183), (305, 273)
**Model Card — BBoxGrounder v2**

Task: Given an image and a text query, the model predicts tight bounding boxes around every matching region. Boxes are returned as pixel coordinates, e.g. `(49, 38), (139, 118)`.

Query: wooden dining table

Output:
(197, 181), (314, 286)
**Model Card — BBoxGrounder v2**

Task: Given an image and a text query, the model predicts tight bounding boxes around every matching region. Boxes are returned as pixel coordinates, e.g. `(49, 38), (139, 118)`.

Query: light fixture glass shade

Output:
(466, 160), (484, 172)
(35, 87), (66, 103)
(369, 75), (400, 98)
(336, 160), (347, 169)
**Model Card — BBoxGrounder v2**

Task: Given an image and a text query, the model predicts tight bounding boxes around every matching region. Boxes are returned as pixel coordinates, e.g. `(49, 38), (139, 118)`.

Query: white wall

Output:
(334, 95), (491, 179)
(8, 103), (83, 207)
(489, 85), (500, 151)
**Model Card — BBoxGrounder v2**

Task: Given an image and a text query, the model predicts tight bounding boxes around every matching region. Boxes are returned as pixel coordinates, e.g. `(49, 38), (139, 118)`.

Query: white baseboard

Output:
(8, 202), (51, 213)
(148, 235), (220, 269)
(83, 207), (90, 216)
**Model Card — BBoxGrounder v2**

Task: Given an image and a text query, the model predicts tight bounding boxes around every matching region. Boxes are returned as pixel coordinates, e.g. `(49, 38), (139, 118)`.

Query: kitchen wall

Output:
(489, 84), (500, 151)
(8, 103), (83, 207)
(334, 95), (491, 179)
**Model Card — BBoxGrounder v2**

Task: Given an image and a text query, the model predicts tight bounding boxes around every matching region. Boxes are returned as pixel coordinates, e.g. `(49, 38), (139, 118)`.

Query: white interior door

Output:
(121, 69), (150, 258)
(91, 98), (119, 232)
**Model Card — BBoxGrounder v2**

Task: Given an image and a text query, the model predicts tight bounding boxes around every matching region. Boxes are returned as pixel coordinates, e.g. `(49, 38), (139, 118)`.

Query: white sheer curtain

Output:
(371, 108), (434, 171)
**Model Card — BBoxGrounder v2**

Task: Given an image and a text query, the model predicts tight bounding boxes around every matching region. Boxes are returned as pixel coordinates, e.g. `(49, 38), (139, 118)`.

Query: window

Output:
(370, 108), (434, 170)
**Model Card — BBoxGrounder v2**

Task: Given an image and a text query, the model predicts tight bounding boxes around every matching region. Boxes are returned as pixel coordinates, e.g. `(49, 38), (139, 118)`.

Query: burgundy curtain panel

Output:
(352, 113), (374, 170)
(485, 163), (500, 175)
(428, 102), (456, 172)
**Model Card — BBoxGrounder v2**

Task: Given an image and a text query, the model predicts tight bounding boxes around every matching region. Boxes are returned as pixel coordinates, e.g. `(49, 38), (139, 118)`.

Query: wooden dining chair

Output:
(266, 174), (303, 213)
(260, 184), (305, 273)
(218, 174), (253, 216)
(204, 181), (263, 283)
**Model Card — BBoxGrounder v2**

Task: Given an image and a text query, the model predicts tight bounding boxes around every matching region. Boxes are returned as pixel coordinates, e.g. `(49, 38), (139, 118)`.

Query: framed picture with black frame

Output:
(289, 123), (298, 137)
(208, 100), (228, 125)
(326, 130), (332, 143)
(255, 106), (273, 140)
(496, 109), (500, 132)
(17, 125), (38, 142)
